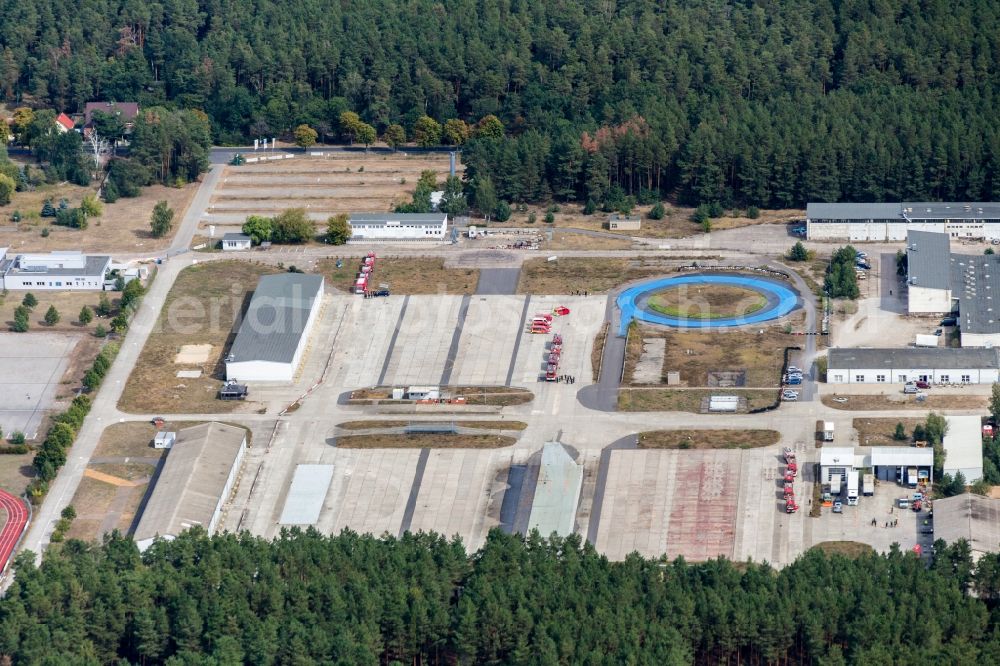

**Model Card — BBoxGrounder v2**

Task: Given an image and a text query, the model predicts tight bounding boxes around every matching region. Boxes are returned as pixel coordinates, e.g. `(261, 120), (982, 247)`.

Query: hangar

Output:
(934, 494), (1000, 562)
(225, 273), (324, 382)
(134, 423), (248, 551)
(348, 213), (448, 240)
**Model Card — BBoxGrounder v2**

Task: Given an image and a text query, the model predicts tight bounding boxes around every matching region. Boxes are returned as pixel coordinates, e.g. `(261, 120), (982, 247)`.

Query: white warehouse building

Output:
(806, 202), (1000, 242)
(134, 423), (247, 551)
(225, 273), (324, 382)
(0, 249), (110, 290)
(348, 213), (448, 240)
(826, 347), (1000, 385)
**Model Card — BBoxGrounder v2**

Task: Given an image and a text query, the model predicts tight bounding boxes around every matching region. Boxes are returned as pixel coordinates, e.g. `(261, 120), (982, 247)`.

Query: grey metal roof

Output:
(348, 213), (447, 225)
(526, 442), (582, 537)
(4, 254), (110, 277)
(903, 202), (1000, 221)
(950, 254), (1000, 334)
(807, 202), (902, 221)
(907, 230), (952, 290)
(222, 232), (251, 242)
(228, 273), (323, 364)
(133, 423), (247, 545)
(828, 347), (1000, 370)
(933, 493), (1000, 555)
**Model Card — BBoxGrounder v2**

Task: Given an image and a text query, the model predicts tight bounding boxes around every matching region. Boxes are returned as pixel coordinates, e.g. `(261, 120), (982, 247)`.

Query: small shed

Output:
(153, 431), (176, 449)
(606, 214), (642, 231)
(222, 233), (252, 251)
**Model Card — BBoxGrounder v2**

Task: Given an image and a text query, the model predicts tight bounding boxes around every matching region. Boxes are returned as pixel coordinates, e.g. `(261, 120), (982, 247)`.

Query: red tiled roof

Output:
(56, 113), (75, 130)
(84, 102), (140, 125)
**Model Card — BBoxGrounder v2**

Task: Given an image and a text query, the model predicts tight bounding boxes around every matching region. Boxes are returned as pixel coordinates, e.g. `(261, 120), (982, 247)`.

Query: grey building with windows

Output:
(807, 202), (1000, 241)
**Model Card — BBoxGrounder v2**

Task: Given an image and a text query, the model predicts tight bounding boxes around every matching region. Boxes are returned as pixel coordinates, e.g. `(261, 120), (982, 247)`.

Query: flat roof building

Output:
(827, 347), (1000, 385)
(225, 273), (324, 382)
(0, 249), (111, 291)
(943, 416), (984, 483)
(134, 423), (247, 551)
(347, 213), (448, 241)
(807, 202), (1000, 241)
(906, 230), (953, 313)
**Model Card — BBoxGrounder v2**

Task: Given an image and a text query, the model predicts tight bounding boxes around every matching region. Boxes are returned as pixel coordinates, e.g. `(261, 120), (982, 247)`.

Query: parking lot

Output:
(0, 333), (80, 438)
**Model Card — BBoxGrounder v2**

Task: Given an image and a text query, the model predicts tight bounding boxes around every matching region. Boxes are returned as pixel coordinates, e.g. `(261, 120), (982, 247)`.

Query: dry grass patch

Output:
(540, 231), (633, 251)
(823, 393), (986, 411)
(348, 386), (533, 406)
(618, 388), (779, 413)
(0, 290), (112, 334)
(638, 429), (780, 449)
(810, 541), (875, 558)
(317, 257), (479, 294)
(118, 261), (281, 413)
(0, 455), (35, 495)
(627, 318), (802, 388)
(648, 284), (766, 319)
(518, 257), (665, 295)
(336, 433), (516, 449)
(337, 420), (527, 431)
(853, 418), (927, 447)
(592, 322), (609, 381)
(63, 476), (118, 540)
(495, 202), (800, 239)
(0, 181), (198, 253)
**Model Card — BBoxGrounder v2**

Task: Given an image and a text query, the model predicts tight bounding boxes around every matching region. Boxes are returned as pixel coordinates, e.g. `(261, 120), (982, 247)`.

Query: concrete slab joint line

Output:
(505, 296), (532, 386)
(441, 295), (472, 385)
(378, 295), (410, 386)
(398, 449), (431, 536)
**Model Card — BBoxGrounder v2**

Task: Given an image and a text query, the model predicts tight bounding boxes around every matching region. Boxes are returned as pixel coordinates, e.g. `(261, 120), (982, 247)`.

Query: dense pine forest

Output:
(2, 529), (1000, 663)
(2, 0), (1000, 207)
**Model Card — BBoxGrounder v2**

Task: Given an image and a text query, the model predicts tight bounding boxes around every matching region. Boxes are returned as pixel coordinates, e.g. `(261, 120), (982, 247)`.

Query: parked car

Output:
(832, 501), (843, 513)
(373, 289), (391, 297)
(898, 498), (911, 509)
(941, 317), (958, 326)
(782, 390), (799, 401)
(915, 380), (931, 389)
(787, 365), (802, 374)
(934, 329), (942, 336)
(903, 383), (919, 394)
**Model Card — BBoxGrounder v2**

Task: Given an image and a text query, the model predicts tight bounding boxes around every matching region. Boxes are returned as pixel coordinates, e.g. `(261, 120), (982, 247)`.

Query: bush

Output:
(94, 324), (107, 338)
(79, 306), (93, 325)
(44, 305), (60, 326)
(80, 194), (103, 218)
(893, 422), (907, 441)
(9, 431), (25, 445)
(527, 212), (537, 224)
(22, 292), (37, 308)
(494, 201), (511, 222)
(706, 201), (725, 218)
(583, 199), (596, 215)
(649, 202), (665, 220)
(746, 205), (760, 219)
(544, 211), (555, 224)
(40, 227), (49, 237)
(787, 242), (809, 262)
(96, 293), (112, 317)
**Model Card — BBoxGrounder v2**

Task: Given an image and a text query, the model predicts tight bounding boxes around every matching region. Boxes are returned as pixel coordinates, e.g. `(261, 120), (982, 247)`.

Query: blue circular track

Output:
(616, 273), (799, 334)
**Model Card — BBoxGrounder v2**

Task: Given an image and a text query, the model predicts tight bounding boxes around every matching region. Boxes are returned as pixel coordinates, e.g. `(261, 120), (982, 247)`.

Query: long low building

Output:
(225, 273), (324, 381)
(807, 202), (1000, 241)
(820, 445), (933, 486)
(827, 347), (1000, 385)
(134, 423), (247, 551)
(943, 416), (984, 483)
(348, 213), (448, 240)
(0, 249), (110, 290)
(933, 494), (1000, 562)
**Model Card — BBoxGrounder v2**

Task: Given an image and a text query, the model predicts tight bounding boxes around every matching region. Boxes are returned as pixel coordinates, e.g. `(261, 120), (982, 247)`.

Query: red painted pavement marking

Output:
(0, 489), (28, 573)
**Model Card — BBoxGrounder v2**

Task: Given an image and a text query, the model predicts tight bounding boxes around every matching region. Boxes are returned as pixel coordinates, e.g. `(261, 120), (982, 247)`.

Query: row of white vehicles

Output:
(782, 365), (804, 401)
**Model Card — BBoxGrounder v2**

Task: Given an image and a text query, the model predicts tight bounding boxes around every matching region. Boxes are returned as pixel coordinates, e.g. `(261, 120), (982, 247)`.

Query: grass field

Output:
(118, 262), (281, 413)
(624, 319), (801, 388)
(517, 257), (666, 295)
(638, 429), (780, 449)
(0, 289), (114, 335)
(494, 202), (802, 239)
(317, 257), (479, 294)
(618, 388), (780, 413)
(336, 433), (516, 449)
(647, 285), (766, 319)
(591, 322), (609, 381)
(853, 418), (928, 446)
(0, 180), (198, 253)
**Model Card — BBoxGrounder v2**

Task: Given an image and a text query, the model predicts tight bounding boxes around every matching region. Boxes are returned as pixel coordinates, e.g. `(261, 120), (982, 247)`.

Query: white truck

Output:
(863, 473), (874, 496)
(830, 473), (842, 497)
(907, 466), (919, 488)
(847, 473), (859, 505)
(823, 421), (835, 442)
